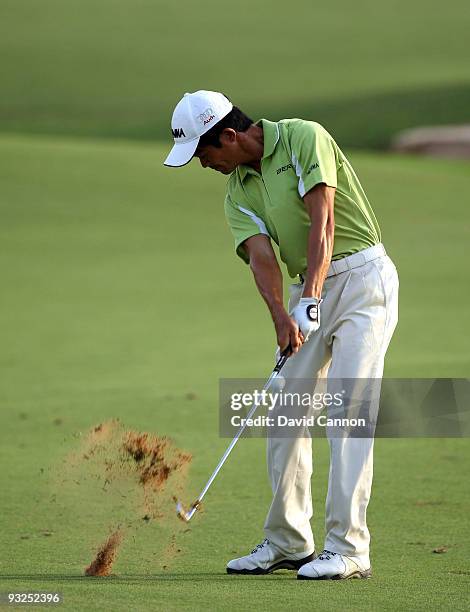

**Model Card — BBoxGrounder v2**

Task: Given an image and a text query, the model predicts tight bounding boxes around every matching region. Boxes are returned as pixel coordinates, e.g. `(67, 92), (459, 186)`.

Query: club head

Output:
(175, 499), (200, 522)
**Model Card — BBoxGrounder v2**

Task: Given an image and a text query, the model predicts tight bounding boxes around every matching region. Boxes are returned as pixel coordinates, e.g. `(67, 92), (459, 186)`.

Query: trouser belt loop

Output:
(299, 244), (386, 282)
(326, 244), (386, 278)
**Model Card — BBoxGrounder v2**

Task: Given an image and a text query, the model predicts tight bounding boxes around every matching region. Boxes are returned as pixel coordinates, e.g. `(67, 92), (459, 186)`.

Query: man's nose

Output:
(199, 157), (208, 168)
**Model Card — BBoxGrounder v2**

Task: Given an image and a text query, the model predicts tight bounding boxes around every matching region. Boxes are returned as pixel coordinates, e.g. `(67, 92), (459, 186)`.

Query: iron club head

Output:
(175, 499), (200, 522)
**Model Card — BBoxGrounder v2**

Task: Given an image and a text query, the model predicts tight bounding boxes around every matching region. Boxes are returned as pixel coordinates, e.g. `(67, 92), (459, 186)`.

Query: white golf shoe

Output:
(297, 549), (372, 580)
(227, 539), (315, 575)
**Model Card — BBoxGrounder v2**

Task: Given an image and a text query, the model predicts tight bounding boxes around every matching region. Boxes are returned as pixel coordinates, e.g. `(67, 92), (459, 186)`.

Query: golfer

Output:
(164, 91), (399, 580)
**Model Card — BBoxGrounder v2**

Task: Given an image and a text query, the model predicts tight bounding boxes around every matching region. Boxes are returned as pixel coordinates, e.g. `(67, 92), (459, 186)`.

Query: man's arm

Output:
(301, 184), (336, 299)
(244, 234), (303, 354)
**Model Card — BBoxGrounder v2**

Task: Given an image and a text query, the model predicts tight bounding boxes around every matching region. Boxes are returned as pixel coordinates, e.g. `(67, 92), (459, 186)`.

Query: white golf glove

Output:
(292, 297), (322, 342)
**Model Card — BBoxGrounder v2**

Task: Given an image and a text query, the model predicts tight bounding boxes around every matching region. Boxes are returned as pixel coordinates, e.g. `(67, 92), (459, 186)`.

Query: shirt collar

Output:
(237, 119), (280, 181)
(259, 118), (280, 159)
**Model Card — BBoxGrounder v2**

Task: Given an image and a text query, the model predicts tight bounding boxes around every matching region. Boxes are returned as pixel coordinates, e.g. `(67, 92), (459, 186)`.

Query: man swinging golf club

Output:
(164, 91), (399, 580)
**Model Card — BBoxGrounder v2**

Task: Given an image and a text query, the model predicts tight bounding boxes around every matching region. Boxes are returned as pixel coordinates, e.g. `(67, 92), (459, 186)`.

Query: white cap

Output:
(164, 90), (233, 167)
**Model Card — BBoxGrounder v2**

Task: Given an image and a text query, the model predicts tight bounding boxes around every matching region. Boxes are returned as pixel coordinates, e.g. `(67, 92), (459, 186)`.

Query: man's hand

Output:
(292, 297), (322, 342)
(272, 305), (304, 355)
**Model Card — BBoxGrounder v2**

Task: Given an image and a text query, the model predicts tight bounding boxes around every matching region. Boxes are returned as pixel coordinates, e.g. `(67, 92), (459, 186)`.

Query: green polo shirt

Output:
(224, 119), (381, 278)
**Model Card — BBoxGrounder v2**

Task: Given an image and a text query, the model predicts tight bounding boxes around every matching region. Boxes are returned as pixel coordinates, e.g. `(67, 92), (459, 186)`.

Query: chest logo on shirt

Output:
(276, 163), (293, 175)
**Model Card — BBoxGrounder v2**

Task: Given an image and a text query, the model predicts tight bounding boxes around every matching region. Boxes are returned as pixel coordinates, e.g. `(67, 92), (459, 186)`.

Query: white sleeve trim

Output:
(238, 205), (269, 235)
(291, 153), (306, 198)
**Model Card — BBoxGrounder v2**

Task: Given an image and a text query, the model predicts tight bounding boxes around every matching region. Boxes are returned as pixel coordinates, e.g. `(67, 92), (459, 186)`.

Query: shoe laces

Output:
(251, 538), (269, 555)
(318, 549), (337, 561)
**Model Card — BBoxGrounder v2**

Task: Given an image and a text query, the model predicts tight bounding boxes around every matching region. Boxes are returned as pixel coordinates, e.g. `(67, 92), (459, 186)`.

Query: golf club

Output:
(175, 345), (292, 522)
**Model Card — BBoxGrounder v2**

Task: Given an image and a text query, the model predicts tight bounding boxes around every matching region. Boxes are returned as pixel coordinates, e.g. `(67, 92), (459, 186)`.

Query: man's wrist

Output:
(270, 301), (288, 322)
(301, 285), (322, 299)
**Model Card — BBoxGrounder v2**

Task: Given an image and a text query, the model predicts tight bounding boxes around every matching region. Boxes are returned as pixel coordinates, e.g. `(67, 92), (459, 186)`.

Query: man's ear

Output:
(219, 128), (237, 145)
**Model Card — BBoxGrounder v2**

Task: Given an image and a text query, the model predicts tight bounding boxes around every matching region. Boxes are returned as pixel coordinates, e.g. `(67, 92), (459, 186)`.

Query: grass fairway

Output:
(1, 0), (470, 146)
(1, 134), (469, 611)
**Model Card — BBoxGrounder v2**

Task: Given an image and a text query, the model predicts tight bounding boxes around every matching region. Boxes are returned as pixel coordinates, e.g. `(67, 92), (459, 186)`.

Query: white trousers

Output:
(264, 245), (399, 568)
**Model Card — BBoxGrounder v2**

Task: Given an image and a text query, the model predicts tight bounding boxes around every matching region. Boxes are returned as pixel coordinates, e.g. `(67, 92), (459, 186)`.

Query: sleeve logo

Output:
(306, 162), (319, 174)
(172, 128), (186, 138)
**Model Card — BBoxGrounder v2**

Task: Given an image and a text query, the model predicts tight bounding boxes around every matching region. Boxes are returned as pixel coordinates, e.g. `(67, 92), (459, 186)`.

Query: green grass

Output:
(0, 134), (469, 610)
(1, 0), (470, 147)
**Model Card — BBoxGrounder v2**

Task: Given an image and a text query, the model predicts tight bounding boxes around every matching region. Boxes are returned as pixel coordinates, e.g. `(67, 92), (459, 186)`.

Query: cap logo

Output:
(172, 127), (186, 138)
(198, 107), (216, 126)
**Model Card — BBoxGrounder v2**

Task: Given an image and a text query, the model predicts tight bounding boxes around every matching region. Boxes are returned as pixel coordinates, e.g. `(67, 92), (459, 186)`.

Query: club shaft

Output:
(194, 353), (289, 507)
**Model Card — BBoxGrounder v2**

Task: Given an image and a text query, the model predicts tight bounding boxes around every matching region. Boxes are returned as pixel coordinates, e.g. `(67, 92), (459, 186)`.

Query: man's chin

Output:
(213, 166), (233, 175)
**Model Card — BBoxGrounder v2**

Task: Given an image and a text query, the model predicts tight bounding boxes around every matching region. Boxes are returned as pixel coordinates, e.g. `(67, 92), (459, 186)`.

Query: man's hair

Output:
(197, 106), (254, 149)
